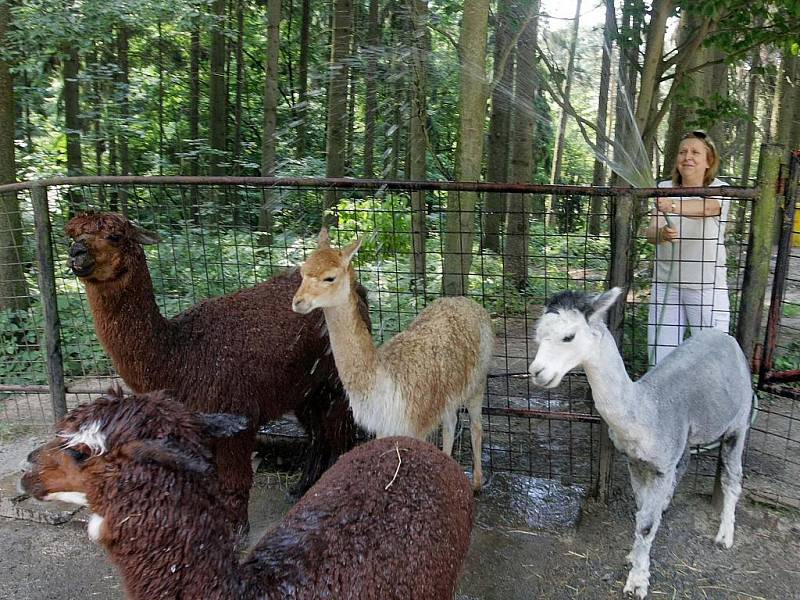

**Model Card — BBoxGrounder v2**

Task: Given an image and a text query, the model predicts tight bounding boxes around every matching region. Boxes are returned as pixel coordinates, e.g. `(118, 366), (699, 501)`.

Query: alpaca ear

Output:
(340, 237), (363, 266)
(128, 440), (211, 474)
(196, 413), (249, 438)
(131, 225), (161, 245)
(318, 227), (331, 249)
(589, 287), (624, 324)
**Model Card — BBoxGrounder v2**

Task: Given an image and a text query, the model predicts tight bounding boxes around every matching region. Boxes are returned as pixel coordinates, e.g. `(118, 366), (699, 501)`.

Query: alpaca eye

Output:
(65, 447), (89, 463)
(105, 233), (122, 244)
(562, 334), (575, 343)
(323, 276), (336, 283)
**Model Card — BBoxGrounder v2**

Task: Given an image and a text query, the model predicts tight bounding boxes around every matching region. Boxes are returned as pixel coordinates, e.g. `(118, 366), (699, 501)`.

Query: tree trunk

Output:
(296, 0), (310, 158)
(117, 26), (130, 213)
(63, 44), (83, 215)
(0, 0), (29, 311)
(589, 0), (614, 236)
(209, 0), (228, 176)
(772, 46), (799, 156)
(324, 0), (353, 212)
(189, 18), (200, 217)
(233, 0), (245, 173)
(503, 0), (539, 291)
(550, 0), (581, 186)
(345, 2), (359, 176)
(260, 0), (281, 239)
(633, 0), (671, 148)
(483, 0), (515, 253)
(735, 46), (760, 234)
(362, 0), (379, 178)
(662, 12), (698, 175)
(442, 0), (490, 296)
(408, 0), (429, 286)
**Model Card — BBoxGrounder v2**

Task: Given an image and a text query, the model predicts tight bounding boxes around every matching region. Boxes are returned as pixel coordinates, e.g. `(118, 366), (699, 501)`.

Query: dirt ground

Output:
(2, 431), (799, 600)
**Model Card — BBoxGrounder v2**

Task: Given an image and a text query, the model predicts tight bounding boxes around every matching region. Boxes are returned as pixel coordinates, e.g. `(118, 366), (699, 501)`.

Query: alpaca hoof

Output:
(714, 527), (734, 549)
(623, 570), (649, 599)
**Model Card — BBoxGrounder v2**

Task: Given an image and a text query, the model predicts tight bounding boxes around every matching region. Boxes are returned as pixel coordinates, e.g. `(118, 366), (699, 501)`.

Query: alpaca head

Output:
(20, 387), (248, 524)
(528, 287), (623, 388)
(292, 227), (362, 314)
(64, 212), (160, 283)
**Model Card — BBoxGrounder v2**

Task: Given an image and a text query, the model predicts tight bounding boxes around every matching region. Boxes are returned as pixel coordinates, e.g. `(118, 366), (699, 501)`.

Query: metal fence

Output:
(1, 171), (796, 508)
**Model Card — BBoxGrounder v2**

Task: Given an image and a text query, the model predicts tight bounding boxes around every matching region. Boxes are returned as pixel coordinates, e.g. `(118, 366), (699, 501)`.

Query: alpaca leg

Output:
(213, 432), (256, 537)
(623, 467), (675, 599)
(467, 393), (484, 492)
(292, 382), (358, 497)
(715, 427), (746, 548)
(441, 407), (458, 457)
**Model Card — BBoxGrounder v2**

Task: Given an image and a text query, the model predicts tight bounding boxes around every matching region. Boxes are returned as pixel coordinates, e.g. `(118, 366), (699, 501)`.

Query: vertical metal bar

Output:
(759, 150), (800, 383)
(31, 185), (67, 421)
(593, 191), (635, 502)
(737, 144), (784, 366)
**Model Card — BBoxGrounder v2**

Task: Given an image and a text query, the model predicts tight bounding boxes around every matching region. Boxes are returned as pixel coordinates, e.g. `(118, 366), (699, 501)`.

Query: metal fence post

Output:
(736, 144), (784, 366)
(759, 150), (800, 383)
(594, 191), (635, 502)
(31, 184), (67, 421)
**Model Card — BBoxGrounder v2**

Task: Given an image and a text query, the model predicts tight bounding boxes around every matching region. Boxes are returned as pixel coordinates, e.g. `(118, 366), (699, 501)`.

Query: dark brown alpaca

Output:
(64, 212), (369, 532)
(21, 389), (475, 600)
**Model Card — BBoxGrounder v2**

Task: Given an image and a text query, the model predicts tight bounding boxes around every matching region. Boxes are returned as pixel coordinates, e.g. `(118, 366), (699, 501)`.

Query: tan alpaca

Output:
(292, 228), (494, 491)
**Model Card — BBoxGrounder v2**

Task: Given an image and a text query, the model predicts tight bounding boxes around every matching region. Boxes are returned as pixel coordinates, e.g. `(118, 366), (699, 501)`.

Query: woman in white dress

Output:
(645, 131), (730, 366)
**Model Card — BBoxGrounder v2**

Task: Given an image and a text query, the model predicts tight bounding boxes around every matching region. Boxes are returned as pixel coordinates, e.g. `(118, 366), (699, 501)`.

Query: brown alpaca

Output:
(293, 228), (494, 490)
(21, 389), (474, 600)
(64, 212), (370, 533)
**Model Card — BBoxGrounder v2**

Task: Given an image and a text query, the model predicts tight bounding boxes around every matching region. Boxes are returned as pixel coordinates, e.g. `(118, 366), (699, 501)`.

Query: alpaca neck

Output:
(581, 327), (640, 430)
(85, 255), (173, 390)
(106, 482), (252, 600)
(322, 283), (378, 403)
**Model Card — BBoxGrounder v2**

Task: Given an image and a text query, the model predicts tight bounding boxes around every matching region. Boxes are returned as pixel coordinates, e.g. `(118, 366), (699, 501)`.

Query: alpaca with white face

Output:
(292, 228), (495, 491)
(528, 288), (752, 599)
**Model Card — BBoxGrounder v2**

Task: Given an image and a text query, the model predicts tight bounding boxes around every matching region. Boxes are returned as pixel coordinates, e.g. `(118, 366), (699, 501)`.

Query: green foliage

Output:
(0, 309), (45, 384)
(330, 194), (413, 262)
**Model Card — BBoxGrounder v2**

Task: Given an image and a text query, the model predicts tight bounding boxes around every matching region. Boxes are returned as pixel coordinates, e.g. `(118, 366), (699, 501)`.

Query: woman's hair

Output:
(671, 131), (719, 186)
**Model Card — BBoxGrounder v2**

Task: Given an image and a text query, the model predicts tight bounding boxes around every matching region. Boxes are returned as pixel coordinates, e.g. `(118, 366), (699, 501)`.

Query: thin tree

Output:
(325, 0), (353, 211)
(550, 0), (582, 186)
(589, 0), (615, 236)
(260, 0), (281, 240)
(408, 0), (429, 286)
(503, 0), (539, 290)
(442, 0), (490, 296)
(63, 44), (83, 214)
(295, 0), (310, 158)
(117, 25), (130, 213)
(233, 0), (245, 173)
(209, 0), (227, 176)
(362, 0), (379, 178)
(483, 0), (515, 253)
(0, 0), (29, 311)
(189, 16), (201, 217)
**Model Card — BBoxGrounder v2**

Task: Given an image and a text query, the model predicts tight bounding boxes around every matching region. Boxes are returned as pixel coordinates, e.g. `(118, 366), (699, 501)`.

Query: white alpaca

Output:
(292, 228), (494, 490)
(528, 288), (751, 599)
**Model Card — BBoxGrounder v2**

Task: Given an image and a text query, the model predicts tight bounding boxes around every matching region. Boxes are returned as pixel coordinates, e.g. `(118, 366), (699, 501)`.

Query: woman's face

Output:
(676, 138), (711, 183)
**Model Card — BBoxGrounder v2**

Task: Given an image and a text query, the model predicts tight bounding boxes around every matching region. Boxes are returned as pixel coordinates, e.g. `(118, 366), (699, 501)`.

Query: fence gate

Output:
(752, 151), (800, 508)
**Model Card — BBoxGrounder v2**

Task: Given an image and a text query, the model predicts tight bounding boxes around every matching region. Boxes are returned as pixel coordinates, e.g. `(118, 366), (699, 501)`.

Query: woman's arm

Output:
(656, 196), (721, 217)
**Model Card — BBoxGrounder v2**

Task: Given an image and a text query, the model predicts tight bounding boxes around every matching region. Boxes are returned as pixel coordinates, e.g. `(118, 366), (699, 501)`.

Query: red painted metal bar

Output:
(0, 176), (759, 199)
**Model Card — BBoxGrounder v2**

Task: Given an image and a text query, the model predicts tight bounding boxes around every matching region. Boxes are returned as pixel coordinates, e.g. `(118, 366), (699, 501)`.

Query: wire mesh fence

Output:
(1, 175), (795, 508)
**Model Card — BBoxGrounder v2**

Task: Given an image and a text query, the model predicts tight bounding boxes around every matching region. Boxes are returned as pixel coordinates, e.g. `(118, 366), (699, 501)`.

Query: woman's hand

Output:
(657, 197), (679, 214)
(659, 226), (678, 243)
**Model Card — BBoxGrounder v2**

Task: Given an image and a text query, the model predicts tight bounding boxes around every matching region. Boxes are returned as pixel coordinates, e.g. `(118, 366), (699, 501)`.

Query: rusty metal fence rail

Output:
(1, 172), (793, 507)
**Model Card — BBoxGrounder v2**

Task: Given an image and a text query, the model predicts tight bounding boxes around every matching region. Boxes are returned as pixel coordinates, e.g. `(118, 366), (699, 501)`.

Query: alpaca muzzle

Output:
(68, 242), (95, 276)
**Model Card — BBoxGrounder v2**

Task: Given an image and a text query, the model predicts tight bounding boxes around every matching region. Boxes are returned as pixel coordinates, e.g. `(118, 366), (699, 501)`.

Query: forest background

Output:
(0, 0), (799, 385)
